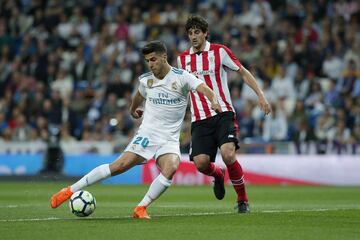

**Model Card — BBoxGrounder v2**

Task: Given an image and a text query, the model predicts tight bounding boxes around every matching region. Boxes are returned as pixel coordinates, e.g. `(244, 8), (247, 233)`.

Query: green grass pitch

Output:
(0, 182), (359, 240)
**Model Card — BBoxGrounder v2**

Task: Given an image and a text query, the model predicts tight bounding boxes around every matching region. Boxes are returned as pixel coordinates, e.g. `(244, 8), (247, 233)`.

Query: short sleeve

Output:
(138, 80), (147, 98)
(182, 71), (203, 91)
(220, 45), (242, 71)
(177, 56), (182, 69)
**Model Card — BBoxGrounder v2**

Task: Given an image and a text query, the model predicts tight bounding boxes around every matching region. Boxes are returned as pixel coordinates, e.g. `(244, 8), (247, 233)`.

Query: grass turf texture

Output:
(0, 183), (359, 240)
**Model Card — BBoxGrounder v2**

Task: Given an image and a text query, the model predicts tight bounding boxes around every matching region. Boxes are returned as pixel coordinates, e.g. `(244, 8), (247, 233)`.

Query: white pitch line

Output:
(0, 204), (44, 208)
(261, 208), (343, 213)
(0, 208), (359, 222)
(0, 205), (19, 208)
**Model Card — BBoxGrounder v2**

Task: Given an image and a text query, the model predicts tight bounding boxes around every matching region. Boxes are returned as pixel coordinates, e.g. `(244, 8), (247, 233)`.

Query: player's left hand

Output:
(211, 103), (222, 113)
(258, 95), (271, 115)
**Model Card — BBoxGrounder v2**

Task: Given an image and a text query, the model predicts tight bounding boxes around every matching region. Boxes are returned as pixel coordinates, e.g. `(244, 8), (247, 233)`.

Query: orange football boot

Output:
(50, 186), (73, 208)
(133, 206), (151, 219)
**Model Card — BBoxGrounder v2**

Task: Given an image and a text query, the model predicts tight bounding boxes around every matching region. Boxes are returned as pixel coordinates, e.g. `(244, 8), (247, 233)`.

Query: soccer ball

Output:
(69, 190), (96, 217)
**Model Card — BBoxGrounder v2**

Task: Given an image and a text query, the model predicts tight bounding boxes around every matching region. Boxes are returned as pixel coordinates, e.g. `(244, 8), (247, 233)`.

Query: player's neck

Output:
(193, 41), (206, 53)
(155, 64), (171, 80)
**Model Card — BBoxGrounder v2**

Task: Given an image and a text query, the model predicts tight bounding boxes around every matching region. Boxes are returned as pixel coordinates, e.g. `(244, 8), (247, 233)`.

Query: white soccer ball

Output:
(69, 190), (96, 217)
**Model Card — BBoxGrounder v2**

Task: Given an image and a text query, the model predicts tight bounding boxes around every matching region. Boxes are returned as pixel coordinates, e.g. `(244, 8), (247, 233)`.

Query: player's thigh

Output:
(190, 121), (217, 162)
(156, 143), (181, 178)
(110, 151), (145, 175)
(215, 112), (240, 151)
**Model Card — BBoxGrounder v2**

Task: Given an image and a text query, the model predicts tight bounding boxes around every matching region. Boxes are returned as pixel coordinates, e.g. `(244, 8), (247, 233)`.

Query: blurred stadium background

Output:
(0, 0), (360, 194)
(0, 0), (358, 184)
(0, 1), (359, 239)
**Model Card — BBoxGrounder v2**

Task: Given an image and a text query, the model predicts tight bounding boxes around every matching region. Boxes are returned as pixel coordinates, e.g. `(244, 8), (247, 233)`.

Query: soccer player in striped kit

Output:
(178, 15), (271, 213)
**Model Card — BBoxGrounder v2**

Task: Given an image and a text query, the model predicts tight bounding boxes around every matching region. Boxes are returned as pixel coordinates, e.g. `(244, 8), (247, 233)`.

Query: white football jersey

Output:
(137, 67), (202, 142)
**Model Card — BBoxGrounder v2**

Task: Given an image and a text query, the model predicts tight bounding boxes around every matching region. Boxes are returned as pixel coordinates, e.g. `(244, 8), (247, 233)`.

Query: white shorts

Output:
(124, 131), (181, 164)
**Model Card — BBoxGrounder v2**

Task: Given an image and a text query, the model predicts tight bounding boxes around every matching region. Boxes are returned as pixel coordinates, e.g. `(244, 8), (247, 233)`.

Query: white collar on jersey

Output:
(189, 41), (210, 54)
(149, 67), (173, 87)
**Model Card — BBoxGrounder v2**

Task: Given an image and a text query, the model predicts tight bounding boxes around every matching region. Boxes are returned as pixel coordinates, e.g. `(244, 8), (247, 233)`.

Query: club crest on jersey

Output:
(171, 82), (177, 91)
(209, 56), (214, 62)
(147, 79), (153, 88)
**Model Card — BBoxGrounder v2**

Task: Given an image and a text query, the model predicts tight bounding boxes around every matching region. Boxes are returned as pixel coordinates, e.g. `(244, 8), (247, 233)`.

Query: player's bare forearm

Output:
(238, 67), (265, 97)
(130, 90), (145, 118)
(196, 83), (222, 113)
(238, 67), (271, 115)
(196, 83), (216, 103)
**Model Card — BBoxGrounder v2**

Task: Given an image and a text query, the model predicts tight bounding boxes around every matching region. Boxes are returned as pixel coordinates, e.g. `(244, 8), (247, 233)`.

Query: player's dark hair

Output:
(185, 15), (209, 33)
(141, 41), (167, 55)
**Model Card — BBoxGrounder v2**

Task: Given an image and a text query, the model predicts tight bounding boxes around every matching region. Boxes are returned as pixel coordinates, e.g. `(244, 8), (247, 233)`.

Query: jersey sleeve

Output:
(182, 71), (203, 91)
(138, 79), (147, 98)
(220, 45), (242, 71)
(177, 56), (182, 69)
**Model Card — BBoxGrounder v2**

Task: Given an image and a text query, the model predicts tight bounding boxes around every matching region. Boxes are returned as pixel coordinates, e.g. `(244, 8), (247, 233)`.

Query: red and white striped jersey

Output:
(177, 41), (242, 122)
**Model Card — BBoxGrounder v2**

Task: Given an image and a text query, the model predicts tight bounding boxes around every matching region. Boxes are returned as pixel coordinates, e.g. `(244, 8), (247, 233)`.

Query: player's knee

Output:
(162, 166), (177, 179)
(221, 150), (236, 164)
(162, 161), (179, 179)
(168, 167), (177, 179)
(169, 161), (179, 174)
(193, 157), (209, 171)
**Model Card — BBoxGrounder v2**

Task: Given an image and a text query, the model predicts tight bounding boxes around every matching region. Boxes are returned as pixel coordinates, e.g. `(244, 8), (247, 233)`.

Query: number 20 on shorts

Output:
(133, 136), (149, 148)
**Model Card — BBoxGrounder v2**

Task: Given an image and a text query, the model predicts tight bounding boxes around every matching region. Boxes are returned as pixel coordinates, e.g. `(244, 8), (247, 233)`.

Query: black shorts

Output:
(190, 111), (239, 162)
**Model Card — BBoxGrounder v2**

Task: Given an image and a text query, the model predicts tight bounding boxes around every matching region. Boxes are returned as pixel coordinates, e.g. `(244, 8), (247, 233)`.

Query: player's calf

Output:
(213, 167), (225, 200)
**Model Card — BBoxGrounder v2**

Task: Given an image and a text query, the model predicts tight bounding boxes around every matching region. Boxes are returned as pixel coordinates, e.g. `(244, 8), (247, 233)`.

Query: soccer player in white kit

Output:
(50, 41), (221, 219)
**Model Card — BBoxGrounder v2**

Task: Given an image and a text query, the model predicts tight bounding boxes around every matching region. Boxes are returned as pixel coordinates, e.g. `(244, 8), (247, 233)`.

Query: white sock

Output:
(138, 173), (172, 207)
(70, 164), (111, 192)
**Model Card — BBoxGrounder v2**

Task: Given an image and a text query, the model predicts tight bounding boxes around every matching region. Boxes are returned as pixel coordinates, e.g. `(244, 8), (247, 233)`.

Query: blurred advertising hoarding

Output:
(0, 153), (359, 186)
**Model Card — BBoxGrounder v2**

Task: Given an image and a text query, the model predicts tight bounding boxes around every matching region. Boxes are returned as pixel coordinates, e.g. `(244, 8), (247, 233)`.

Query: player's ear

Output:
(205, 31), (209, 39)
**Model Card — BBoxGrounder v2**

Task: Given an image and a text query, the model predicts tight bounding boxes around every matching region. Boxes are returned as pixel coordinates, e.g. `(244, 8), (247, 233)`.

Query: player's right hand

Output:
(211, 103), (222, 114)
(131, 109), (143, 119)
(258, 95), (271, 115)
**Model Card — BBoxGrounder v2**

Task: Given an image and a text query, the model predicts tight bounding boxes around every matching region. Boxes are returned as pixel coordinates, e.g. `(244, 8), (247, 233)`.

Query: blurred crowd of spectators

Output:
(0, 0), (359, 154)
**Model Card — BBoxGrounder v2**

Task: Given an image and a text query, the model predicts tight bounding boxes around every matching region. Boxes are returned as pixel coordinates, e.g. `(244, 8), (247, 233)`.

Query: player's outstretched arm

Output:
(238, 67), (271, 115)
(130, 90), (145, 119)
(196, 83), (222, 113)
